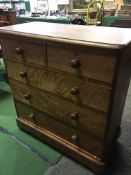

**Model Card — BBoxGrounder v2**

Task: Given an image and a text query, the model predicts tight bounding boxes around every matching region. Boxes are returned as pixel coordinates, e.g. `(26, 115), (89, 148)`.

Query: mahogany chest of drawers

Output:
(0, 22), (131, 173)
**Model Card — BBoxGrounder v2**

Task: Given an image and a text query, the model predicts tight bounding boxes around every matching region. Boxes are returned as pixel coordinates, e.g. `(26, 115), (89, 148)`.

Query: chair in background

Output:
(86, 0), (104, 25)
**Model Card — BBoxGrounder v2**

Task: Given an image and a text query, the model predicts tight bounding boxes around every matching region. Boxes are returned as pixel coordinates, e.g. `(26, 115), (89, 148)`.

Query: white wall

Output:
(29, 0), (37, 12)
(57, 0), (69, 5)
(48, 0), (58, 11)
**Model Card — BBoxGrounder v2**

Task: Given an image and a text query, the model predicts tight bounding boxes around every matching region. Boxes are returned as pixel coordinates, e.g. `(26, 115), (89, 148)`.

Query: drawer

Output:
(10, 80), (107, 139)
(47, 44), (117, 84)
(15, 100), (103, 157)
(1, 38), (46, 66)
(6, 60), (111, 112)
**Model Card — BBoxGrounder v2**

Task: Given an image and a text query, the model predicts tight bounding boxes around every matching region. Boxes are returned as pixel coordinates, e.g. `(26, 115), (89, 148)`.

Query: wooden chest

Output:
(0, 22), (131, 173)
(0, 10), (16, 26)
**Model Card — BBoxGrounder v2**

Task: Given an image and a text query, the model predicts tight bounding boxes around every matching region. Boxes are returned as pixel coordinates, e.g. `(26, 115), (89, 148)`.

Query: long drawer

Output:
(5, 60), (111, 112)
(15, 100), (103, 157)
(1, 38), (46, 66)
(10, 80), (107, 139)
(47, 42), (117, 84)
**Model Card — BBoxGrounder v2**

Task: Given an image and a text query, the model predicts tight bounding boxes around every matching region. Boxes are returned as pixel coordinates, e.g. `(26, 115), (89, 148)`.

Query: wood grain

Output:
(15, 100), (103, 157)
(47, 44), (117, 84)
(103, 43), (131, 159)
(17, 117), (105, 173)
(0, 22), (131, 48)
(1, 22), (131, 173)
(5, 60), (111, 112)
(10, 80), (107, 140)
(1, 38), (46, 66)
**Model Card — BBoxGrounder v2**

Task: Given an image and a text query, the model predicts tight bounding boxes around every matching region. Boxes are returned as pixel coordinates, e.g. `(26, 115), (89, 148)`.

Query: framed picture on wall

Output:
(69, 0), (92, 12)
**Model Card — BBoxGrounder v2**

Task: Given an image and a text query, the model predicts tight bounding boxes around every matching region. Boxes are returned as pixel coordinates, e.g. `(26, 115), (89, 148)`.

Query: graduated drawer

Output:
(15, 100), (103, 157)
(6, 60), (111, 112)
(10, 80), (107, 140)
(47, 43), (117, 84)
(1, 38), (46, 66)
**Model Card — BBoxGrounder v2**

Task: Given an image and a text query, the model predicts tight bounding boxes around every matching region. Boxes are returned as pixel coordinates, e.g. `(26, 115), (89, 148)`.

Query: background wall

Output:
(29, 0), (70, 12)
(48, 0), (58, 11)
(29, 0), (37, 11)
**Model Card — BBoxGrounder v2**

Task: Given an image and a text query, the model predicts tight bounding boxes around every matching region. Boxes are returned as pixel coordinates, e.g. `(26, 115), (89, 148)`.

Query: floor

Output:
(44, 80), (131, 175)
(0, 81), (62, 175)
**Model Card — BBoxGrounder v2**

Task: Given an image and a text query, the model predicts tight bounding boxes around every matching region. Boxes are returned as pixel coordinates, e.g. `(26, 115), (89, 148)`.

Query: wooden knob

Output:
(71, 134), (78, 142)
(15, 47), (23, 55)
(20, 71), (27, 78)
(70, 112), (79, 120)
(70, 87), (79, 95)
(28, 113), (35, 119)
(70, 59), (80, 68)
(24, 94), (31, 100)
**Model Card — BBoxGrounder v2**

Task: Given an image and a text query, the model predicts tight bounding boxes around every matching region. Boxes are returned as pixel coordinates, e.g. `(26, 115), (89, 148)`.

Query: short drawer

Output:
(15, 100), (103, 157)
(6, 60), (111, 112)
(1, 38), (46, 66)
(10, 80), (107, 139)
(47, 44), (117, 84)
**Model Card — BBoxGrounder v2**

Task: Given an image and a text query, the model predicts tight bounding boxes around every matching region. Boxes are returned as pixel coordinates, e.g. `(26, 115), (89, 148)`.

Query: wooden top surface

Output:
(0, 22), (131, 49)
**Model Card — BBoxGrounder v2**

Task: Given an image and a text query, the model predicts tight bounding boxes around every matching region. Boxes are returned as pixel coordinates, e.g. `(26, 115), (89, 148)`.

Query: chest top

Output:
(0, 22), (131, 49)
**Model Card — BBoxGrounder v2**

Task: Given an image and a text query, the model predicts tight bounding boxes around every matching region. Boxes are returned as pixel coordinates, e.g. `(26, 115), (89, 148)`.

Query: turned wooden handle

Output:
(24, 94), (31, 100)
(15, 47), (23, 55)
(70, 87), (79, 95)
(20, 71), (27, 78)
(70, 59), (80, 68)
(71, 134), (78, 142)
(70, 112), (79, 119)
(28, 113), (35, 119)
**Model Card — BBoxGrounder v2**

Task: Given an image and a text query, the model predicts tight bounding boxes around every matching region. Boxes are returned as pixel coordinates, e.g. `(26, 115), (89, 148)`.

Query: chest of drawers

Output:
(0, 22), (131, 173)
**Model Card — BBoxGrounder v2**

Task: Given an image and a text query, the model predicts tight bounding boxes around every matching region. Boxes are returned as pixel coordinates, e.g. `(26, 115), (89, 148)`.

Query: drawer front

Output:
(15, 100), (103, 157)
(47, 44), (117, 84)
(10, 80), (107, 139)
(1, 38), (46, 66)
(6, 60), (111, 112)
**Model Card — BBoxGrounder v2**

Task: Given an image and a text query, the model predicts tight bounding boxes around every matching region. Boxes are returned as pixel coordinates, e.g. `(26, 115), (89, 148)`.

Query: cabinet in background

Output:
(0, 10), (16, 26)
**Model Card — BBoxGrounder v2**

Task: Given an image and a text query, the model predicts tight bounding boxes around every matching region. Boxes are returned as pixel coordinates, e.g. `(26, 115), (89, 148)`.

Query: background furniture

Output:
(118, 3), (131, 16)
(110, 18), (131, 27)
(0, 10), (16, 25)
(102, 15), (128, 26)
(0, 9), (16, 81)
(16, 15), (70, 24)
